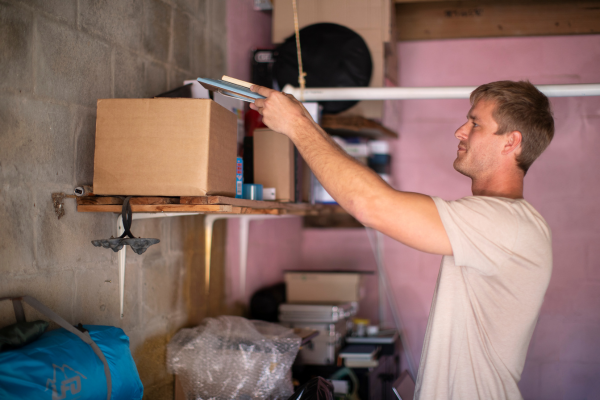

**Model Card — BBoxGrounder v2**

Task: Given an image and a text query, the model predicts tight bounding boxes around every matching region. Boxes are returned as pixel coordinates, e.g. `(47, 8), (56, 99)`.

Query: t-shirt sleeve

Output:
(432, 196), (519, 275)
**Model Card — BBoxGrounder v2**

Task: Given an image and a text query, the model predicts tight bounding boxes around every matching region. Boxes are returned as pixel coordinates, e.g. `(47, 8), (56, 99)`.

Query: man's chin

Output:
(453, 160), (472, 178)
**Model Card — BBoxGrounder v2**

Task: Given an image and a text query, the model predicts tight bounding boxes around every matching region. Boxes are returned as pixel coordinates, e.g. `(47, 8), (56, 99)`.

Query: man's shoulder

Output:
(434, 196), (549, 231)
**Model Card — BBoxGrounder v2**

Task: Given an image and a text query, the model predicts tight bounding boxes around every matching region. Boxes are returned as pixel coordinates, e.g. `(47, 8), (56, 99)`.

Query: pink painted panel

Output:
(302, 35), (600, 398)
(227, 0), (272, 81)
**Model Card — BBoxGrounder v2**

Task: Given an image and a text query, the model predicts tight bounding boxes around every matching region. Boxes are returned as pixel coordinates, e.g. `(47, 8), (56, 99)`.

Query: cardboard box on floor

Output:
(253, 128), (295, 202)
(272, 0), (394, 119)
(285, 272), (363, 303)
(93, 98), (237, 197)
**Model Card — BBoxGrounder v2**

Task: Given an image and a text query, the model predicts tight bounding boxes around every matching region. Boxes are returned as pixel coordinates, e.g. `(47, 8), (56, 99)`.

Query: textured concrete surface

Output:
(0, 1), (228, 399)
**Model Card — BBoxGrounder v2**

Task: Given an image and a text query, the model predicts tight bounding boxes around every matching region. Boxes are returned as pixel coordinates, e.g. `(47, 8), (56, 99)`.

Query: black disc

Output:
(274, 23), (373, 114)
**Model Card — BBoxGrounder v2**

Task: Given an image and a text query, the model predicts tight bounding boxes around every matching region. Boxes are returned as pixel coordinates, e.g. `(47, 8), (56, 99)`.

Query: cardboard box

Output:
(272, 0), (394, 118)
(285, 272), (362, 303)
(93, 98), (237, 197)
(253, 128), (295, 202)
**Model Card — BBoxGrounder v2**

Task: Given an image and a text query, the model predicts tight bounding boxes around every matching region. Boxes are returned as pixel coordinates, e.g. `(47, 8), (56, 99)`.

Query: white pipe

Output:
(282, 83), (600, 101)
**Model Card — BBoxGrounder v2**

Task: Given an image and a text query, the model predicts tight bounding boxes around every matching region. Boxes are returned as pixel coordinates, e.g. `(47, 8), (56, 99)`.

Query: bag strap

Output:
(0, 296), (112, 400)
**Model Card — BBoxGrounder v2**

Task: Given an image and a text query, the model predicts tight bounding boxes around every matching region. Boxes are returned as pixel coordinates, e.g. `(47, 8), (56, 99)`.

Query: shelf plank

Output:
(77, 196), (179, 205)
(77, 204), (233, 213)
(181, 196), (310, 210)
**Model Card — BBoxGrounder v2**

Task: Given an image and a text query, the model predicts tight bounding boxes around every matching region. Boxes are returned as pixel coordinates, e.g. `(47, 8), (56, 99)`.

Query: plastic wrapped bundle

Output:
(167, 316), (301, 400)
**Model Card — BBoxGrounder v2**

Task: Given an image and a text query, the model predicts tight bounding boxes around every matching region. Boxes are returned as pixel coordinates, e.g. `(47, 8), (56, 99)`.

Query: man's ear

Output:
(502, 130), (522, 155)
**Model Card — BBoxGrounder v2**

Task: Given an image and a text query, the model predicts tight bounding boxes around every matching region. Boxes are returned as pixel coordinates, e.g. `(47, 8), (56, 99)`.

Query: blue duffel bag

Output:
(0, 296), (143, 400)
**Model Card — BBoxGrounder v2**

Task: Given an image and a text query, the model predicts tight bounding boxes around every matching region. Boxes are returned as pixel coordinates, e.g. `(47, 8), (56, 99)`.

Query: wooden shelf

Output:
(320, 115), (398, 139)
(76, 195), (341, 217)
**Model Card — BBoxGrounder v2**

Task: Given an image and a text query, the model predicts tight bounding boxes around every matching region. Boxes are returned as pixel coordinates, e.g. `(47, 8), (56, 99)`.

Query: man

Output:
(250, 80), (554, 400)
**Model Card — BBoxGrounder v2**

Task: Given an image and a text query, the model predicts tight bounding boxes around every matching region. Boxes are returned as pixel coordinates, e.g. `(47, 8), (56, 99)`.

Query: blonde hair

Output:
(470, 80), (554, 174)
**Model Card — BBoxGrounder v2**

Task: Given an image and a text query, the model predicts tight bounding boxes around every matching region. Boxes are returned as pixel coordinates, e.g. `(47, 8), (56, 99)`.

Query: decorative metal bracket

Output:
(92, 197), (160, 255)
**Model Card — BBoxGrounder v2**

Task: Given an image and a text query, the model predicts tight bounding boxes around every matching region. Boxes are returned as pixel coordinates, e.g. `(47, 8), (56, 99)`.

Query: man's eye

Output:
(472, 122), (478, 127)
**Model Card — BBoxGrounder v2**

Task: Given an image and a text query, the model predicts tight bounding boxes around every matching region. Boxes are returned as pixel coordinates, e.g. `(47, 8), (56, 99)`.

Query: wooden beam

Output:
(396, 0), (600, 41)
(77, 204), (233, 213)
(76, 196), (179, 205)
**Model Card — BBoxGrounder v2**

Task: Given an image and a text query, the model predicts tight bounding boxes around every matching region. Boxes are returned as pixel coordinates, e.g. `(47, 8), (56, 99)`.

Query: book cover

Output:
(197, 77), (266, 103)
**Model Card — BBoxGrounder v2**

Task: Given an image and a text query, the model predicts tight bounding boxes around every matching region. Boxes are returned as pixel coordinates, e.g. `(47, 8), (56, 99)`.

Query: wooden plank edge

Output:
(77, 204), (232, 213)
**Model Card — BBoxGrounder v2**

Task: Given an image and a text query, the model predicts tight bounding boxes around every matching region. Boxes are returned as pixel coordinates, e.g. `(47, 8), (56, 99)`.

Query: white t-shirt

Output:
(414, 196), (552, 400)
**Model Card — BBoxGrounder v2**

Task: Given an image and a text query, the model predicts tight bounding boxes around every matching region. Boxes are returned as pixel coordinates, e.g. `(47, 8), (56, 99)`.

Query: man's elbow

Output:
(348, 196), (380, 229)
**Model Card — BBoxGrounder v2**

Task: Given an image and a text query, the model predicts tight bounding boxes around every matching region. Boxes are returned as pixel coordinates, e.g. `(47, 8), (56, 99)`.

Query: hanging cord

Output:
(366, 227), (418, 381)
(292, 0), (306, 101)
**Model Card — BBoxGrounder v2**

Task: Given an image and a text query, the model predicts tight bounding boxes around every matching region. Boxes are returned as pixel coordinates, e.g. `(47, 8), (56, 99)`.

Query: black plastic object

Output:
(0, 320), (49, 353)
(287, 377), (334, 400)
(274, 23), (372, 114)
(91, 197), (160, 255)
(250, 283), (286, 322)
(155, 83), (193, 98)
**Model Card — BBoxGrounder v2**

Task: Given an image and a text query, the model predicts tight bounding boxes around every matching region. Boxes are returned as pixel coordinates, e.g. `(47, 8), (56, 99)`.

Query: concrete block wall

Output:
(0, 0), (228, 398)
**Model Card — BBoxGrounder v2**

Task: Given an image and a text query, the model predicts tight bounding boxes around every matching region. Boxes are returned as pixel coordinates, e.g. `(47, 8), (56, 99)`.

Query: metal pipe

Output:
(282, 83), (600, 101)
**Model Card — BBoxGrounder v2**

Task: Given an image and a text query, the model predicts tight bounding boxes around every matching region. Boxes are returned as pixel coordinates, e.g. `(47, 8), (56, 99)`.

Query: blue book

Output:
(197, 76), (266, 103)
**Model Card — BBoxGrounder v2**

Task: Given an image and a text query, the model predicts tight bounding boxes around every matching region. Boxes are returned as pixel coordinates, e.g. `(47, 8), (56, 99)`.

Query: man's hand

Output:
(249, 85), (315, 139)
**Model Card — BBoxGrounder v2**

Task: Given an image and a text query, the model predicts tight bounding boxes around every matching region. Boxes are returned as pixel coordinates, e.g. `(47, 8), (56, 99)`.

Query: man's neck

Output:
(471, 170), (524, 199)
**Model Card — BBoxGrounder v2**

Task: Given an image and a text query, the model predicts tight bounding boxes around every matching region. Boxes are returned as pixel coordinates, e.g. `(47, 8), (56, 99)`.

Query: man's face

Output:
(453, 99), (506, 179)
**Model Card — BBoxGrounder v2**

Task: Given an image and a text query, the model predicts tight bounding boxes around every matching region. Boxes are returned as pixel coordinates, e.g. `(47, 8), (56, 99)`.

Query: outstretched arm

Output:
(250, 85), (452, 255)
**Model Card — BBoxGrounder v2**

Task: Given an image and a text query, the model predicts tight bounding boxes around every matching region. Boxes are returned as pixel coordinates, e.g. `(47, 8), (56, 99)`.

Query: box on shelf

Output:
(285, 272), (363, 303)
(253, 128), (295, 202)
(93, 98), (237, 197)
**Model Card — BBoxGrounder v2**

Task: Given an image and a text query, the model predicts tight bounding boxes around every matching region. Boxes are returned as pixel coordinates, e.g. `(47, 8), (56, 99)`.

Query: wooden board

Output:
(77, 204), (233, 213)
(396, 0), (600, 41)
(76, 196), (179, 205)
(180, 196), (306, 210)
(321, 115), (398, 139)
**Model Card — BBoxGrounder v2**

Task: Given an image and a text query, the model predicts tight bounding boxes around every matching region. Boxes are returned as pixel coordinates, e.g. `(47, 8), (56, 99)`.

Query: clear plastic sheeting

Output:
(167, 316), (301, 400)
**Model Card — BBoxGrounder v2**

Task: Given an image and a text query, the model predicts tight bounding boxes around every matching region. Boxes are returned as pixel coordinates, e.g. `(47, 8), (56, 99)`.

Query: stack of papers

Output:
(339, 344), (381, 368)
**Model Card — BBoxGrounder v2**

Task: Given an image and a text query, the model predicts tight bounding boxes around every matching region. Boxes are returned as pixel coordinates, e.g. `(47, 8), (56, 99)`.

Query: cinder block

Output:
(0, 3), (34, 93)
(78, 0), (143, 50)
(114, 48), (145, 98)
(141, 253), (182, 326)
(174, 0), (198, 14)
(190, 19), (209, 78)
(35, 18), (111, 107)
(208, 0), (227, 37)
(0, 94), (75, 185)
(74, 108), (96, 186)
(0, 186), (36, 276)
(172, 8), (191, 71)
(0, 269), (76, 329)
(71, 263), (142, 331)
(19, 0), (77, 26)
(143, 0), (171, 63)
(168, 67), (193, 91)
(33, 187), (114, 270)
(207, 29), (226, 79)
(144, 61), (168, 97)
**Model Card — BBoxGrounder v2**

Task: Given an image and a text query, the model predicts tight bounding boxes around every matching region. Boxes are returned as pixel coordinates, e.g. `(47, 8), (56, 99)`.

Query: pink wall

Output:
(302, 35), (600, 399)
(226, 4), (600, 396)
(227, 0), (272, 81)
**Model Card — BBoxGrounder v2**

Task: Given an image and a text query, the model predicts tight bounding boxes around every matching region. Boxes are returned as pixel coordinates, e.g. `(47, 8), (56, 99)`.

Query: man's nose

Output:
(455, 122), (469, 140)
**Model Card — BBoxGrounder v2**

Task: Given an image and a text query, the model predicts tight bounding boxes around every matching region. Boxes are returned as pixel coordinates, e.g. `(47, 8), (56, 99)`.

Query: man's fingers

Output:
(249, 102), (263, 115)
(250, 84), (277, 97)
